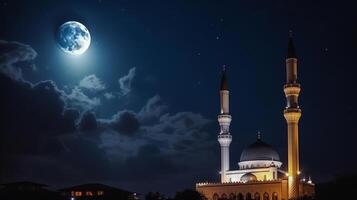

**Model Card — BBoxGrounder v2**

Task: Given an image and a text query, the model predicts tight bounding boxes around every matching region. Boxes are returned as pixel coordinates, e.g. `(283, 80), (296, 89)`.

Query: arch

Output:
(263, 192), (269, 200)
(229, 193), (236, 200)
(237, 193), (244, 200)
(213, 193), (219, 200)
(222, 193), (228, 200)
(246, 193), (252, 200)
(272, 192), (278, 200)
(254, 192), (261, 200)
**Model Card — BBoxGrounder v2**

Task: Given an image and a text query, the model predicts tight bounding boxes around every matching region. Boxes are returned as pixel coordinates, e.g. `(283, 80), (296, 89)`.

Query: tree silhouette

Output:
(174, 189), (206, 200)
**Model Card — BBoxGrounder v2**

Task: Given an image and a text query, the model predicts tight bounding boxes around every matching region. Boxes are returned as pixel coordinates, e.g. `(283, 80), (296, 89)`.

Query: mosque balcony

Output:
(218, 134), (232, 139)
(284, 83), (300, 89)
(284, 85), (301, 97)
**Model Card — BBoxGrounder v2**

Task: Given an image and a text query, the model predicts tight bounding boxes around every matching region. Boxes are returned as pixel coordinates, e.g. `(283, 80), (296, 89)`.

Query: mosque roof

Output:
(240, 134), (280, 162)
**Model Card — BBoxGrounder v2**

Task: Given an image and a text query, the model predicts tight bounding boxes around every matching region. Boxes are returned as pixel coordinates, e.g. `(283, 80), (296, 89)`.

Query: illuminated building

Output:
(59, 183), (138, 200)
(196, 37), (315, 200)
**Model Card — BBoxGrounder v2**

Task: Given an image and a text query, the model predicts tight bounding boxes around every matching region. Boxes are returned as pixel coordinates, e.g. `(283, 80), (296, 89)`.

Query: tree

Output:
(174, 189), (206, 200)
(145, 192), (166, 200)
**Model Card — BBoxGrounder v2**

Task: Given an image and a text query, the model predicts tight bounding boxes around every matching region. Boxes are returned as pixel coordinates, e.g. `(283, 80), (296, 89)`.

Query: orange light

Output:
(74, 191), (82, 196)
(86, 191), (93, 196)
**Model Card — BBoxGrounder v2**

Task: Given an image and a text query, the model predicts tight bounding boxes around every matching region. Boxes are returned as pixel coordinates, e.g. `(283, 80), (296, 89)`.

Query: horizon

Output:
(1, 0), (356, 196)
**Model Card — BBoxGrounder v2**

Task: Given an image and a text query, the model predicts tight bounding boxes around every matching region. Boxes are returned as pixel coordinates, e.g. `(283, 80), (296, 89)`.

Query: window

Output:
(254, 193), (260, 200)
(272, 192), (278, 200)
(229, 193), (235, 200)
(264, 175), (267, 181)
(237, 193), (244, 200)
(246, 193), (252, 200)
(273, 172), (276, 180)
(74, 191), (82, 197)
(213, 193), (219, 200)
(263, 192), (269, 200)
(222, 193), (228, 200)
(85, 191), (93, 196)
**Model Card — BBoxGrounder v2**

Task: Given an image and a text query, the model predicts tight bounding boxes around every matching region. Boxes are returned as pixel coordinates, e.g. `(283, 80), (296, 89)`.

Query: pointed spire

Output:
(287, 30), (297, 58)
(220, 65), (228, 90)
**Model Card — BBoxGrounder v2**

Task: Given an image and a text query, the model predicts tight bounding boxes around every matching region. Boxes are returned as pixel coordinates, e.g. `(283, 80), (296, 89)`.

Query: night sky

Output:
(0, 0), (356, 196)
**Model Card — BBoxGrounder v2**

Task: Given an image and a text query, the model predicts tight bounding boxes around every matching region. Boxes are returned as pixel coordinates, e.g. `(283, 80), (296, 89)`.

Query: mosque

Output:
(196, 38), (315, 200)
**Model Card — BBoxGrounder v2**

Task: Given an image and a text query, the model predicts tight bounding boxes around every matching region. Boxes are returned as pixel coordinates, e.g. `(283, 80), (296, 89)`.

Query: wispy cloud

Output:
(79, 74), (106, 91)
(0, 40), (37, 80)
(66, 86), (101, 110)
(118, 67), (136, 96)
(104, 92), (115, 100)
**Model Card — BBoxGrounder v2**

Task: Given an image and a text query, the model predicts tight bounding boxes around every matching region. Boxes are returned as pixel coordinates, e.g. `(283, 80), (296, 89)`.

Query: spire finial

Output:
(257, 131), (261, 140)
(287, 32), (297, 58)
(289, 30), (293, 38)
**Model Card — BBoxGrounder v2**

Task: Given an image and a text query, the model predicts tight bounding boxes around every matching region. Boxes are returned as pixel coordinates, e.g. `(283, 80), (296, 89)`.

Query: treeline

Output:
(145, 189), (206, 200)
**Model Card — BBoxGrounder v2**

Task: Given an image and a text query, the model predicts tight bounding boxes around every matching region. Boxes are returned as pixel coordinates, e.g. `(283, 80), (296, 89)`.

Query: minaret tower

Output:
(217, 66), (232, 183)
(283, 36), (301, 199)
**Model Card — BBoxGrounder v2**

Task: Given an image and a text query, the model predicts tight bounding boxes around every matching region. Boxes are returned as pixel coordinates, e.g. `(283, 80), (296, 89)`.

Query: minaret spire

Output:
(283, 34), (302, 199)
(220, 65), (228, 93)
(287, 31), (297, 59)
(217, 65), (232, 183)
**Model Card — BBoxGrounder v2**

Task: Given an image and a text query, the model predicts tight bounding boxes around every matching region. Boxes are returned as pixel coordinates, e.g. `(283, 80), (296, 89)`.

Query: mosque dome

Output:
(240, 173), (257, 182)
(240, 134), (280, 162)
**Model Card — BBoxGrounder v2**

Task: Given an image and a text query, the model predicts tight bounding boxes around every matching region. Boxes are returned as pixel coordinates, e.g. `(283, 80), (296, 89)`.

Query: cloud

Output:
(104, 92), (115, 100)
(66, 86), (101, 110)
(0, 40), (37, 80)
(138, 95), (168, 124)
(78, 111), (98, 132)
(118, 67), (136, 95)
(0, 41), (216, 192)
(79, 74), (106, 91)
(0, 74), (80, 156)
(105, 110), (140, 136)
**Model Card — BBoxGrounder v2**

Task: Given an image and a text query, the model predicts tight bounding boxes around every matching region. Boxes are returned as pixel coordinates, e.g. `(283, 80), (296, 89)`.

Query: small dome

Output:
(240, 173), (257, 182)
(240, 137), (280, 162)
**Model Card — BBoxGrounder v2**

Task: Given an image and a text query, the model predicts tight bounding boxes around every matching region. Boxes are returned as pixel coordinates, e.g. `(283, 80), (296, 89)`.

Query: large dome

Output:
(240, 138), (280, 162)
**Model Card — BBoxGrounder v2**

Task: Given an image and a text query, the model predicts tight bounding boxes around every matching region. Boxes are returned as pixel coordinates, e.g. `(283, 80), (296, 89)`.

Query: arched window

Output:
(272, 192), (278, 200)
(222, 193), (228, 200)
(254, 192), (260, 200)
(237, 193), (244, 200)
(246, 193), (252, 200)
(229, 193), (236, 200)
(263, 192), (269, 200)
(213, 193), (219, 200)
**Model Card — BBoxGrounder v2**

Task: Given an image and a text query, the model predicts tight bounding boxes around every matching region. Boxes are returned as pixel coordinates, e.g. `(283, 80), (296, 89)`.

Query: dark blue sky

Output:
(0, 0), (356, 196)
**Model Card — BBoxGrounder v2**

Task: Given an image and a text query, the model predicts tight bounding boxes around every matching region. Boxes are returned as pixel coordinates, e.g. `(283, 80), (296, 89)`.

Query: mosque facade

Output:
(196, 38), (315, 200)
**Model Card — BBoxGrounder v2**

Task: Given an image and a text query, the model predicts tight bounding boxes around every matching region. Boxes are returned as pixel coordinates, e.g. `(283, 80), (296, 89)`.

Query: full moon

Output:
(57, 21), (91, 55)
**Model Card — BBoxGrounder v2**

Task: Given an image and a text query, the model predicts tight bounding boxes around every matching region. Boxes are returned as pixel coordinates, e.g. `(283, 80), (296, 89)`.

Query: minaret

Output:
(217, 66), (232, 183)
(283, 36), (301, 199)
